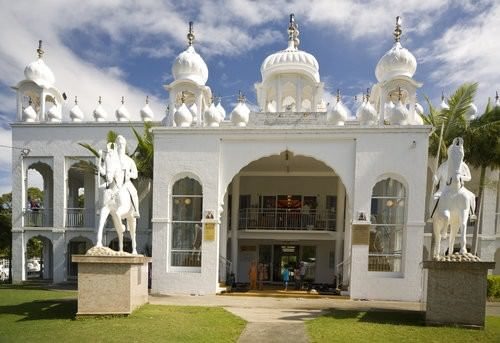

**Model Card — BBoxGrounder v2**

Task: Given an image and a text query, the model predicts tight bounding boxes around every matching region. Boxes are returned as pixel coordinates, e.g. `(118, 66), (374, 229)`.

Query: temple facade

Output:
(10, 15), (500, 301)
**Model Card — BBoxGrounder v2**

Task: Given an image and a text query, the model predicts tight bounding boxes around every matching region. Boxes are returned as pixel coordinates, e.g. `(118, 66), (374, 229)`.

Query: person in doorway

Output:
(299, 261), (306, 290)
(249, 261), (257, 290)
(257, 262), (264, 290)
(282, 265), (290, 291)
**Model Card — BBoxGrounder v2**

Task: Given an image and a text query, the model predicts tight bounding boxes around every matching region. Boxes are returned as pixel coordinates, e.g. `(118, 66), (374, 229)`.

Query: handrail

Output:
(238, 208), (336, 231)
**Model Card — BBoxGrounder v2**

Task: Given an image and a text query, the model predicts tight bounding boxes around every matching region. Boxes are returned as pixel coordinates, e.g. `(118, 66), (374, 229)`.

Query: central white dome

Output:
(24, 57), (55, 87)
(375, 43), (416, 83)
(261, 46), (319, 82)
(172, 46), (208, 85)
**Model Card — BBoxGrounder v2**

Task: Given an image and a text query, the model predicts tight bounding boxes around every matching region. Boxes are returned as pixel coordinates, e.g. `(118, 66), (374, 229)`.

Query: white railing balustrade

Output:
(238, 208), (336, 231)
(22, 208), (53, 227)
(171, 251), (201, 267)
(65, 208), (95, 228)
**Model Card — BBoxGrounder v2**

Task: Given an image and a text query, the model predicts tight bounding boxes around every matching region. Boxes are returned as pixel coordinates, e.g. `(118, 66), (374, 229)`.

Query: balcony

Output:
(23, 208), (53, 227)
(238, 208), (336, 231)
(65, 208), (95, 228)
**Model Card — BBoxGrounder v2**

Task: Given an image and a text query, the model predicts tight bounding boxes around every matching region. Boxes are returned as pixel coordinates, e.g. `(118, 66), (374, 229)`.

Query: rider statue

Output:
(114, 135), (140, 218)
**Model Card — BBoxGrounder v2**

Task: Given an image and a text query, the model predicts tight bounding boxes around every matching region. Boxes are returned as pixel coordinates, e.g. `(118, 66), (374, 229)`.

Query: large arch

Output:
(25, 161), (53, 227)
(66, 160), (96, 228)
(24, 234), (53, 281)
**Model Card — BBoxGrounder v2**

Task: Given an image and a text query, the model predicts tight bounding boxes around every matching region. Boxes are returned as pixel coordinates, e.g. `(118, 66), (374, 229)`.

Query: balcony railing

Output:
(65, 208), (95, 228)
(368, 253), (402, 272)
(23, 208), (53, 227)
(238, 208), (336, 231)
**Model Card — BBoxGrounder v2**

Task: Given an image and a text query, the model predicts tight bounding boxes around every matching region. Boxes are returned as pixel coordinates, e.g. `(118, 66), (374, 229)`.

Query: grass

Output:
(306, 309), (500, 343)
(0, 284), (246, 343)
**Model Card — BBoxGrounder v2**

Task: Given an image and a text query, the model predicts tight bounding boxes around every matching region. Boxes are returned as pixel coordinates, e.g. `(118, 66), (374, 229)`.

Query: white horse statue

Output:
(95, 136), (139, 254)
(432, 137), (475, 258)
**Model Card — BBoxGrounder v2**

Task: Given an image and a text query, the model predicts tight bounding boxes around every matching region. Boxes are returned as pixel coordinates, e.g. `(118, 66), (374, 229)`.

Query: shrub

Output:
(487, 275), (500, 299)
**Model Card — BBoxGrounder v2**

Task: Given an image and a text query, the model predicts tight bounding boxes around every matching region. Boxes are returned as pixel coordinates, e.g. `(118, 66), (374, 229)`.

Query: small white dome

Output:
(204, 103), (222, 127)
(357, 101), (378, 125)
(174, 103), (193, 127)
(216, 102), (226, 121)
(47, 104), (61, 122)
(375, 42), (417, 82)
(70, 104), (84, 122)
(327, 101), (348, 125)
(465, 103), (478, 121)
(438, 99), (450, 111)
(24, 57), (55, 87)
(415, 102), (424, 116)
(231, 102), (250, 126)
(93, 103), (108, 122)
(172, 46), (209, 85)
(115, 103), (130, 122)
(389, 100), (409, 125)
(140, 104), (154, 122)
(22, 105), (37, 122)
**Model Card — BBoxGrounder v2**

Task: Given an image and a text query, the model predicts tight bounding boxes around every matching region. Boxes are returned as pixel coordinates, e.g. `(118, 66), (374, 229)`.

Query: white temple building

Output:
(10, 15), (500, 301)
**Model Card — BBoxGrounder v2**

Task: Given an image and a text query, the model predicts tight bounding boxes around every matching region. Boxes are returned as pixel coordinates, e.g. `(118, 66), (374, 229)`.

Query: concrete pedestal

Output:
(423, 261), (495, 328)
(72, 255), (151, 316)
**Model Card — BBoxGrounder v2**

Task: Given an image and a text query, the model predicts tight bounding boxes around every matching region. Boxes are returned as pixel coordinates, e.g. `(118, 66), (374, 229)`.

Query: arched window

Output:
(369, 178), (406, 272)
(171, 177), (203, 268)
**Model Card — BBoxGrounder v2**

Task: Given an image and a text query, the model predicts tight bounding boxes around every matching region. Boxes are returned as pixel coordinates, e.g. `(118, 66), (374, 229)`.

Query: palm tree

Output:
(422, 83), (500, 255)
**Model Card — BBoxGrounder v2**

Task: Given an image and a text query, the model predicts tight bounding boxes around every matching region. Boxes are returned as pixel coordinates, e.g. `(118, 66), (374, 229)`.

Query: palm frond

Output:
(78, 143), (100, 157)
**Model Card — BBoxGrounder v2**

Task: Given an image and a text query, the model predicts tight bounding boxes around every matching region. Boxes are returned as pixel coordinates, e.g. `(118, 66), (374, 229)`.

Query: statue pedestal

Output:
(423, 261), (495, 328)
(72, 255), (151, 316)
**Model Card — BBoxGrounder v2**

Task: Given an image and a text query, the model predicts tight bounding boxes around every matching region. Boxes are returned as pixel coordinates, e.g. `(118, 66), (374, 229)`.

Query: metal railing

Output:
(171, 251), (201, 267)
(368, 253), (402, 272)
(65, 208), (95, 228)
(23, 208), (53, 227)
(336, 256), (351, 289)
(219, 255), (232, 283)
(238, 208), (336, 231)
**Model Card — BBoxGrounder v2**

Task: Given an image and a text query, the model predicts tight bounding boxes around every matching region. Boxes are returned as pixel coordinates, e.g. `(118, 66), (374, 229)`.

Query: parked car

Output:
(27, 259), (41, 274)
(0, 263), (9, 280)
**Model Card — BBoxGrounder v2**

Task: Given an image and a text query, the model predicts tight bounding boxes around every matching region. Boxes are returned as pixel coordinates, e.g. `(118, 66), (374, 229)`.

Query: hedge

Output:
(487, 275), (500, 299)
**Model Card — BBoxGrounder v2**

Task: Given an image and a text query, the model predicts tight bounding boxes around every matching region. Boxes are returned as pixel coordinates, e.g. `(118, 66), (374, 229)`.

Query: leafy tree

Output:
(27, 187), (44, 204)
(0, 193), (12, 257)
(27, 237), (43, 258)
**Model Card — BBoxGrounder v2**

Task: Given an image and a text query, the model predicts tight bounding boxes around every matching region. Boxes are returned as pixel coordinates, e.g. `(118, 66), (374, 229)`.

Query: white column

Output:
(335, 178), (345, 274)
(219, 192), (228, 282)
(230, 176), (240, 279)
(296, 77), (302, 112)
(11, 229), (25, 283)
(51, 229), (66, 282)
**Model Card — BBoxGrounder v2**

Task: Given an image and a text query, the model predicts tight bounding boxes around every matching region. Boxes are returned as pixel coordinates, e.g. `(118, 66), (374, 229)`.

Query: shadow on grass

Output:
(323, 309), (426, 327)
(0, 298), (77, 321)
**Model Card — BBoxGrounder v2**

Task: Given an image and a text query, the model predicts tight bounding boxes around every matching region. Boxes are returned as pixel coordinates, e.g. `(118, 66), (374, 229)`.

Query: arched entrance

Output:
(66, 161), (96, 228)
(25, 235), (52, 280)
(25, 162), (53, 227)
(221, 150), (349, 289)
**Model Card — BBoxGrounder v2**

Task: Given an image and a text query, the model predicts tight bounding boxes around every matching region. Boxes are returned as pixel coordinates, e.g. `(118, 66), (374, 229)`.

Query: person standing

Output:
(282, 265), (290, 291)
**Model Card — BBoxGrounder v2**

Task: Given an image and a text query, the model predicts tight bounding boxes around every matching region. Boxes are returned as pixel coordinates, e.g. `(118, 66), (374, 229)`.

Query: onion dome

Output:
(93, 96), (108, 122)
(70, 96), (84, 122)
(216, 99), (226, 121)
(375, 17), (417, 82)
(24, 40), (55, 87)
(22, 99), (37, 122)
(231, 92), (250, 127)
(174, 100), (193, 127)
(438, 93), (449, 111)
(204, 102), (222, 127)
(357, 93), (378, 125)
(47, 104), (61, 122)
(140, 96), (154, 122)
(261, 14), (320, 82)
(390, 100), (409, 125)
(115, 96), (130, 121)
(172, 22), (208, 85)
(327, 90), (348, 125)
(465, 102), (478, 121)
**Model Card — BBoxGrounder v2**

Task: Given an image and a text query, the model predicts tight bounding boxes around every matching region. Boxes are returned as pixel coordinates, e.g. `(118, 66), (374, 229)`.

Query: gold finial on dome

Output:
(287, 14), (300, 48)
(121, 96), (125, 105)
(187, 21), (195, 46)
(146, 96), (149, 104)
(74, 96), (78, 105)
(98, 96), (102, 104)
(336, 89), (341, 103)
(37, 40), (44, 58)
(441, 91), (445, 101)
(238, 90), (245, 103)
(393, 16), (402, 43)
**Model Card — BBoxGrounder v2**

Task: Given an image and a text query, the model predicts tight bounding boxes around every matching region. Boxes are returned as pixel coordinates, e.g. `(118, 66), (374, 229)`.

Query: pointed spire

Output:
(238, 90), (245, 103)
(74, 96), (78, 105)
(98, 96), (102, 104)
(336, 89), (341, 103)
(187, 21), (195, 46)
(37, 40), (44, 58)
(287, 14), (300, 49)
(393, 16), (402, 43)
(441, 91), (445, 101)
(121, 96), (125, 105)
(366, 88), (371, 101)
(146, 95), (149, 104)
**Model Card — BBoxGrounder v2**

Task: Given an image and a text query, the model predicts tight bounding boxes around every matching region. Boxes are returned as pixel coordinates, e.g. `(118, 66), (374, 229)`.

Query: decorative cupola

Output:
(174, 92), (193, 127)
(140, 96), (154, 122)
(231, 91), (250, 126)
(327, 90), (348, 125)
(255, 14), (325, 113)
(14, 40), (64, 122)
(438, 92), (450, 111)
(115, 96), (130, 121)
(70, 96), (84, 122)
(388, 88), (410, 125)
(465, 102), (478, 121)
(165, 21), (212, 126)
(216, 97), (226, 121)
(204, 98), (222, 127)
(372, 17), (422, 125)
(357, 90), (379, 125)
(22, 98), (37, 122)
(93, 96), (108, 122)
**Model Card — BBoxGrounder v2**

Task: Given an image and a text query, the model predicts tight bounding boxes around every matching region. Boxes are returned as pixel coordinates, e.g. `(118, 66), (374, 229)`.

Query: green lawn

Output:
(0, 285), (246, 343)
(307, 309), (500, 343)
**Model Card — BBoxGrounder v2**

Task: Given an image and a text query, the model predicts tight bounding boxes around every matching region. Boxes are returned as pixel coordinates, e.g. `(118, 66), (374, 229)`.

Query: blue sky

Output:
(0, 0), (499, 194)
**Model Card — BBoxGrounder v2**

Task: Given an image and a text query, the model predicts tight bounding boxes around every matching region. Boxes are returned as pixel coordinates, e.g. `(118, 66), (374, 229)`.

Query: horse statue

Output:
(432, 137), (475, 258)
(95, 136), (139, 254)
